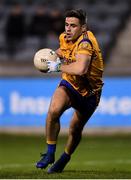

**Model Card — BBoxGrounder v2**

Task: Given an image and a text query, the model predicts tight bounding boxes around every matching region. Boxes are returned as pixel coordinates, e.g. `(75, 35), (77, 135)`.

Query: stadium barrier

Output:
(0, 77), (131, 134)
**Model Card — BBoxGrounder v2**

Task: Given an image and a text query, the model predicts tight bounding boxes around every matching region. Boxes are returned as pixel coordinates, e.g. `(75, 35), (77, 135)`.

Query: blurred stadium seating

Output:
(0, 0), (131, 76)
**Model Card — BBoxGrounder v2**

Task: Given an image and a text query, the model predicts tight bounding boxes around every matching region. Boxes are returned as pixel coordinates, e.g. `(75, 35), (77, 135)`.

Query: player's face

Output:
(65, 17), (83, 41)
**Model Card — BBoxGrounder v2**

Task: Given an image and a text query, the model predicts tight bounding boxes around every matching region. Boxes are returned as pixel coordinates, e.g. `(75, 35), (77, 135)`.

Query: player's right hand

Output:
(47, 58), (61, 72)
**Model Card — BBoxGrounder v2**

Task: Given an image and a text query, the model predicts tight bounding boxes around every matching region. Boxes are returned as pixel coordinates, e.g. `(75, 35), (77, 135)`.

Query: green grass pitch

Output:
(1, 133), (131, 179)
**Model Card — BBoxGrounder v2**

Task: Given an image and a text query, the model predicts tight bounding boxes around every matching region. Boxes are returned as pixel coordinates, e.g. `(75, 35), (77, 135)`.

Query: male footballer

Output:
(36, 9), (104, 173)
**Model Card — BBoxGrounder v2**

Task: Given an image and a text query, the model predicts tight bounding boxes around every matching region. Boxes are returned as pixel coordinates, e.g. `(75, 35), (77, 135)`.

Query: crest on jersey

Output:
(80, 41), (91, 49)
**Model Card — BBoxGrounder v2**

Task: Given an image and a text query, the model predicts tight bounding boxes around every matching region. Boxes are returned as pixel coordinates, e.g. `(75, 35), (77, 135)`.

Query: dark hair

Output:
(65, 9), (87, 25)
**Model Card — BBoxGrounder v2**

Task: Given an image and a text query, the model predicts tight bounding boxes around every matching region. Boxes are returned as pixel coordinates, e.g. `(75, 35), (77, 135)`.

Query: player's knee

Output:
(48, 107), (60, 120)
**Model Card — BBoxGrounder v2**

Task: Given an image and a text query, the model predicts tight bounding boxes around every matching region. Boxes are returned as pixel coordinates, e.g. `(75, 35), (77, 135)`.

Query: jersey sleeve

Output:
(58, 33), (65, 58)
(59, 33), (65, 47)
(77, 39), (93, 56)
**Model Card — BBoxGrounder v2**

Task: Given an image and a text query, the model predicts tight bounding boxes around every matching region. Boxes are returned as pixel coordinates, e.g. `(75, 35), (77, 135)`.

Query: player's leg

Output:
(64, 110), (89, 155)
(36, 86), (71, 169)
(64, 92), (101, 158)
(46, 86), (71, 142)
(47, 109), (94, 173)
(48, 91), (99, 173)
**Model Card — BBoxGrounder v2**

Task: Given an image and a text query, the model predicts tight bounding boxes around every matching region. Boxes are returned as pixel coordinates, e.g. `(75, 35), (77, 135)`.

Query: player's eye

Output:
(71, 24), (77, 28)
(65, 23), (68, 26)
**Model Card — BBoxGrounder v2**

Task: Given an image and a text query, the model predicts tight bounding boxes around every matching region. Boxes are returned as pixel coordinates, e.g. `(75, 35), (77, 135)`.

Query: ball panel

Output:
(34, 48), (58, 72)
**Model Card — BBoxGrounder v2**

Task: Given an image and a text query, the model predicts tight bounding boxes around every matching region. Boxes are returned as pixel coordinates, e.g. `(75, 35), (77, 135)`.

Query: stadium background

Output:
(0, 0), (131, 178)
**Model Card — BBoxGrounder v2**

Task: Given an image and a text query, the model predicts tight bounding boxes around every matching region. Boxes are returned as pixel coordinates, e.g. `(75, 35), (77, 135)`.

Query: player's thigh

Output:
(48, 86), (71, 116)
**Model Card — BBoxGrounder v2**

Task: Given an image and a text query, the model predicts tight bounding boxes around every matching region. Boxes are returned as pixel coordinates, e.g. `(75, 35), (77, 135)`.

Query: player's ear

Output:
(82, 24), (87, 32)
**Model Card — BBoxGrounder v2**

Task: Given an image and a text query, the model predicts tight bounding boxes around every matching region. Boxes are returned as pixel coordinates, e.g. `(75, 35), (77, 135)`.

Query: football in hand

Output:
(34, 48), (58, 73)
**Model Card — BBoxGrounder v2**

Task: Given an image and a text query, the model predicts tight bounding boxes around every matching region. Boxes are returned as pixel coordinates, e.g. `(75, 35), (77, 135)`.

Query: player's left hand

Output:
(47, 57), (61, 72)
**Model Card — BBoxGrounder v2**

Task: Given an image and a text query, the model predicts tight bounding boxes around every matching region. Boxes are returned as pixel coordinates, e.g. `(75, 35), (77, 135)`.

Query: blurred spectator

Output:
(0, 1), (4, 20)
(50, 9), (64, 35)
(5, 3), (26, 57)
(28, 5), (52, 48)
(46, 31), (59, 50)
(28, 5), (51, 37)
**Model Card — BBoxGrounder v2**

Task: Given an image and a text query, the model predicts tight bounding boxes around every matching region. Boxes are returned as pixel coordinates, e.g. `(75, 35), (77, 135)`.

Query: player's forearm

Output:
(60, 61), (88, 75)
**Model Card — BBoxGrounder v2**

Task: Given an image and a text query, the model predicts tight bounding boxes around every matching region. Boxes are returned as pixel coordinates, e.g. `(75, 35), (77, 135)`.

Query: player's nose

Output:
(66, 26), (71, 31)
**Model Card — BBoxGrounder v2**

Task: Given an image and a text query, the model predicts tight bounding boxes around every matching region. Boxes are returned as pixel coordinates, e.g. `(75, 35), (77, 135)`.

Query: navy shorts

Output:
(59, 79), (101, 118)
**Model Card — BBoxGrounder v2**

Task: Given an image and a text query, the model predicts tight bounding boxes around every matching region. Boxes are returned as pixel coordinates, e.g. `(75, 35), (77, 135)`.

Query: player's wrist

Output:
(57, 63), (61, 72)
(56, 57), (61, 72)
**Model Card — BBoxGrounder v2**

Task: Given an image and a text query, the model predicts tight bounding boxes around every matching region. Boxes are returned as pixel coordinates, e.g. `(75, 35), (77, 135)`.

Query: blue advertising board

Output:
(0, 77), (131, 127)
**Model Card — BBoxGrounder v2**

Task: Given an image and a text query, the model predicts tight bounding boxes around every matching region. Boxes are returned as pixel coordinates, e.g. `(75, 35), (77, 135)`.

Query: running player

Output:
(36, 9), (104, 173)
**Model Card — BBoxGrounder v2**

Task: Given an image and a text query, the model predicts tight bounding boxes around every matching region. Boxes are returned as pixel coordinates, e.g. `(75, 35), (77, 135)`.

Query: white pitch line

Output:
(85, 159), (131, 165)
(1, 159), (131, 169)
(0, 163), (34, 170)
(71, 159), (131, 165)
